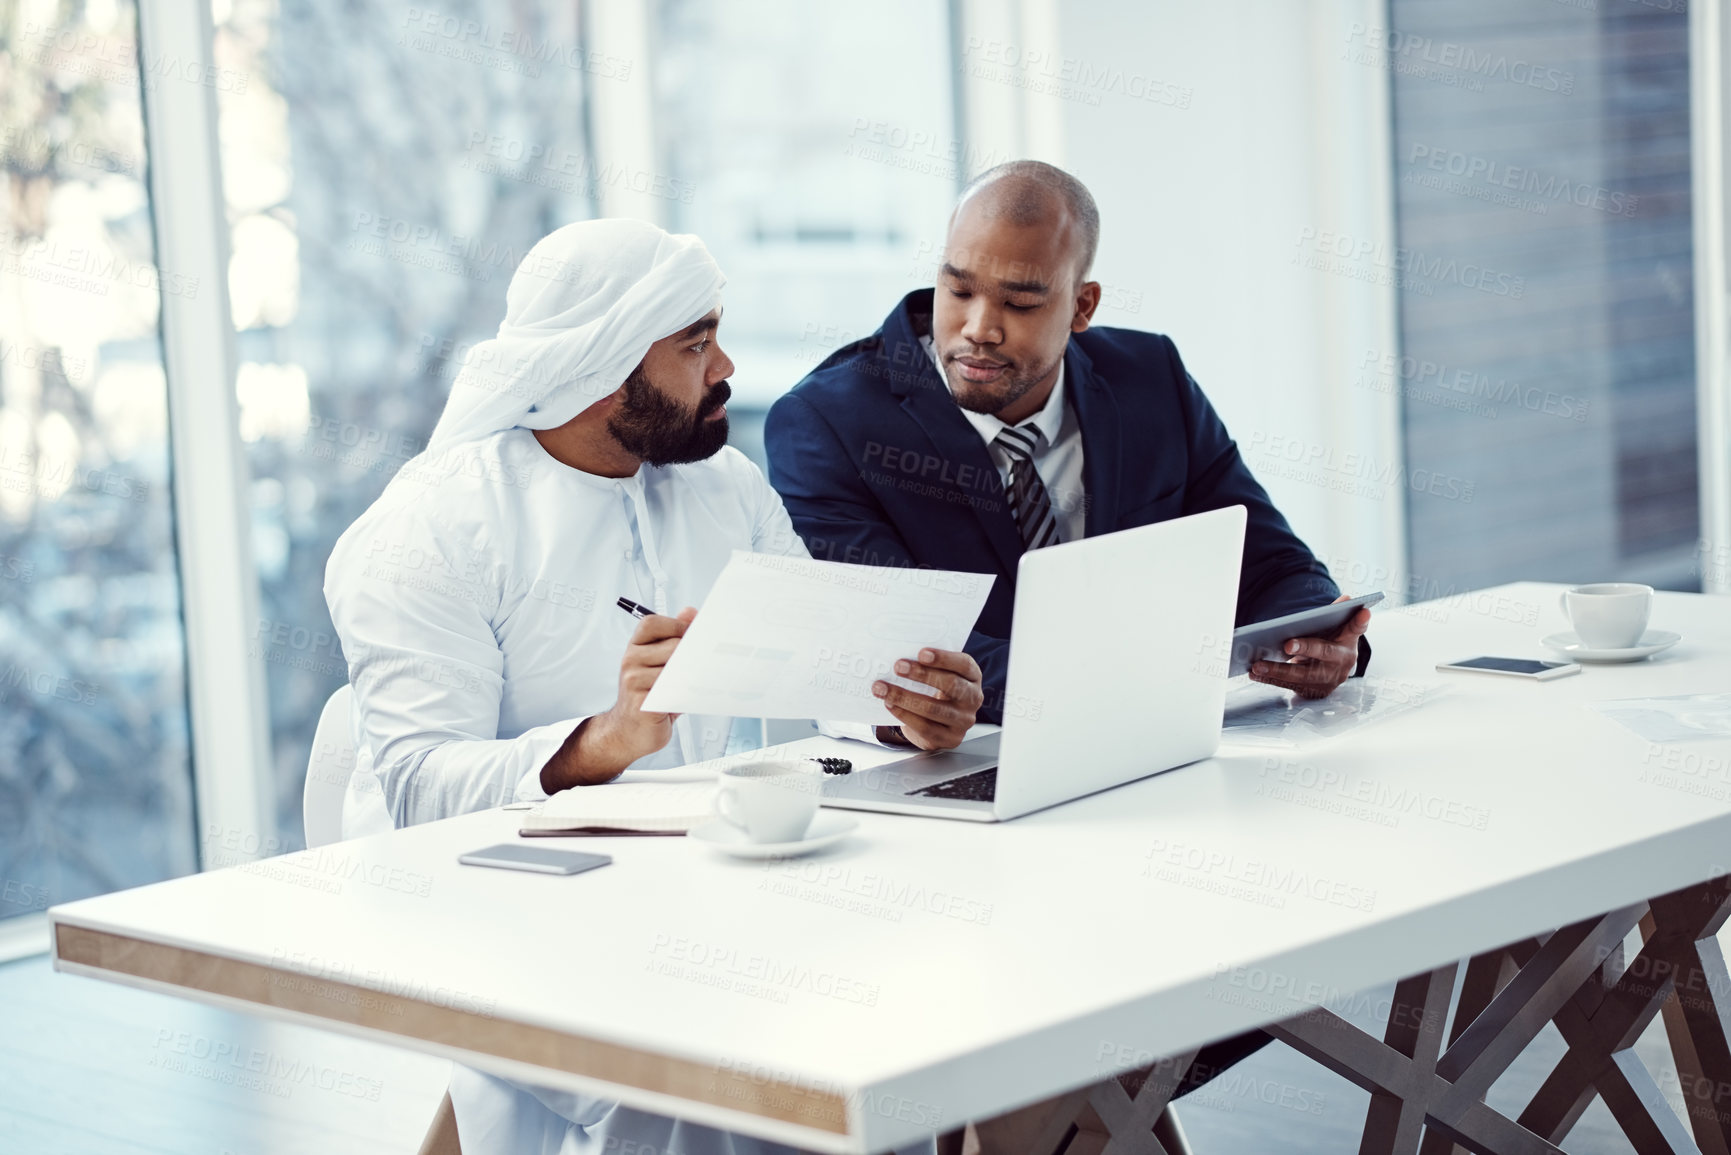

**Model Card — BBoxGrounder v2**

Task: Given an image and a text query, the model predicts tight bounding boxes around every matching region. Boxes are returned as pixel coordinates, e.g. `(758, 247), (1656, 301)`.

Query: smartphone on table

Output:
(1435, 657), (1581, 681)
(458, 844), (613, 875)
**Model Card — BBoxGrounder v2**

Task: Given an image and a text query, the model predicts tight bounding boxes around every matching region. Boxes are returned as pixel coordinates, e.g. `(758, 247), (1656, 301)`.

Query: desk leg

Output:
(1654, 880), (1731, 1155)
(964, 1084), (1094, 1155)
(1417, 950), (1517, 1155)
(963, 1050), (1200, 1155)
(1359, 964), (1458, 1153)
(1662, 949), (1731, 1155)
(961, 878), (1731, 1155)
(1266, 904), (1644, 1155)
(1073, 1049), (1198, 1155)
(936, 1125), (969, 1155)
(1515, 875), (1731, 1154)
(417, 1089), (462, 1155)
(1488, 929), (1692, 1154)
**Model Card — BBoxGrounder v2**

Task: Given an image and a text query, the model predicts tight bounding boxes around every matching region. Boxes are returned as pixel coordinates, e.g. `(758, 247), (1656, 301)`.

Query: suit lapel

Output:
(898, 386), (1024, 575)
(881, 298), (1024, 575)
(1065, 341), (1122, 538)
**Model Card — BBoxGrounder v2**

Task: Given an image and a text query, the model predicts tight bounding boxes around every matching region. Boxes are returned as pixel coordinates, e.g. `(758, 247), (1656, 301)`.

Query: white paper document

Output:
(1219, 677), (1444, 749)
(1593, 693), (1731, 743)
(642, 551), (994, 724)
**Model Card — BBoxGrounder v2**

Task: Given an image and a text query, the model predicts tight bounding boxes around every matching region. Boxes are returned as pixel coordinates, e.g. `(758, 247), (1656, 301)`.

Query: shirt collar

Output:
(919, 334), (1068, 449)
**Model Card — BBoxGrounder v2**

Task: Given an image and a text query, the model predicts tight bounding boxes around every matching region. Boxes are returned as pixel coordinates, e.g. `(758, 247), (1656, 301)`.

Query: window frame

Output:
(1694, 0), (1731, 594)
(137, 0), (274, 870)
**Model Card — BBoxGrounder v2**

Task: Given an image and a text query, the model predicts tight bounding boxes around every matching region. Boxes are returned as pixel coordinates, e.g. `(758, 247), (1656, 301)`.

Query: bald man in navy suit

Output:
(766, 160), (1370, 735)
(764, 159), (1374, 1126)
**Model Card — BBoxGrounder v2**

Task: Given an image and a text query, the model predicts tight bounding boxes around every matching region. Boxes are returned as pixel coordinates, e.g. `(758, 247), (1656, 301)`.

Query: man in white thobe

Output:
(325, 219), (980, 1155)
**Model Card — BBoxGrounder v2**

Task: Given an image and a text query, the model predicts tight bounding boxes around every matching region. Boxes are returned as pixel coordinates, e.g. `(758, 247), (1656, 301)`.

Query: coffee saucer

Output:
(688, 812), (859, 859)
(1541, 630), (1681, 663)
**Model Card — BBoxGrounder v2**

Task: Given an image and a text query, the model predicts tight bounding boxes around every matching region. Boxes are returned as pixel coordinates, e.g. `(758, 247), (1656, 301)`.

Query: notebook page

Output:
(523, 778), (719, 833)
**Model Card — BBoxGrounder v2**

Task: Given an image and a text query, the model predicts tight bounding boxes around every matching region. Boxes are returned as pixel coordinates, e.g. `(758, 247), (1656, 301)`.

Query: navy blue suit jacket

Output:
(765, 290), (1353, 721)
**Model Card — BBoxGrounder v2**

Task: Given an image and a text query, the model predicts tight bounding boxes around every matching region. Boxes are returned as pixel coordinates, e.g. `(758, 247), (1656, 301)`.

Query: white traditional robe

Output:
(327, 429), (802, 837)
(325, 217), (927, 1155)
(325, 431), (922, 1155)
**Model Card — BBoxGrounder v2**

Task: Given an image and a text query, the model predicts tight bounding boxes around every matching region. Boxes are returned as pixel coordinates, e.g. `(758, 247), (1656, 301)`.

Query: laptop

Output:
(821, 505), (1247, 822)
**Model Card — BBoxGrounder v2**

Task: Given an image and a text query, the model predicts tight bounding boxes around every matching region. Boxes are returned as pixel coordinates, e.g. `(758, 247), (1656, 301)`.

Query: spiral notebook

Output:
(519, 773), (719, 836)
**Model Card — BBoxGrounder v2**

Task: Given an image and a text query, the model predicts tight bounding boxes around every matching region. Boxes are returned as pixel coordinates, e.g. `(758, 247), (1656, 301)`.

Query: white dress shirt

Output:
(920, 335), (1088, 542)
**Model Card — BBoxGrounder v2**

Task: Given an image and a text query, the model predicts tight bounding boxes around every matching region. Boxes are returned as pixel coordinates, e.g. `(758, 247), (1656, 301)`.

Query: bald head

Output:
(952, 161), (1100, 285)
(931, 160), (1104, 425)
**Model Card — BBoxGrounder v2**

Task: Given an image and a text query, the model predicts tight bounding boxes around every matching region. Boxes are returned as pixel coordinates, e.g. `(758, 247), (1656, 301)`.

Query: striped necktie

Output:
(993, 423), (1061, 551)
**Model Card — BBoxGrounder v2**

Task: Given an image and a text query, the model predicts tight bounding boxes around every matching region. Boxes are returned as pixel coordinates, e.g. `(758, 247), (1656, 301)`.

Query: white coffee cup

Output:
(1559, 583), (1652, 650)
(715, 759), (822, 844)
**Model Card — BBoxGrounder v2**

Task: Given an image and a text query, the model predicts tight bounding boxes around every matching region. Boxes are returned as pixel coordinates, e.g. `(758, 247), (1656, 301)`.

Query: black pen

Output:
(616, 596), (655, 619)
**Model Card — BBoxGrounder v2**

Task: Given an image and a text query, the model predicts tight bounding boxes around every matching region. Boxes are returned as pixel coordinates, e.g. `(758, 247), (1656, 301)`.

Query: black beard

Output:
(606, 367), (731, 466)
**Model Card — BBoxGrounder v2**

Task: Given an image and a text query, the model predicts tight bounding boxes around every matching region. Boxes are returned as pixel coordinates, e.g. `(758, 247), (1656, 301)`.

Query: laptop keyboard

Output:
(908, 767), (998, 802)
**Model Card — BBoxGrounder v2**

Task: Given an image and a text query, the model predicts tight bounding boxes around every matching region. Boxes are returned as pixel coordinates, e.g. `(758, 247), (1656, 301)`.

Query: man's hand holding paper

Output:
(874, 647), (985, 750)
(641, 551), (993, 732)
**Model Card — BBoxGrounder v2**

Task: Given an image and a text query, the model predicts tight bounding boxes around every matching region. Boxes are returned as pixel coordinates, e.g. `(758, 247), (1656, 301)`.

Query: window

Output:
(211, 0), (598, 845)
(1385, 1), (1697, 593)
(651, 0), (961, 465)
(0, 0), (196, 916)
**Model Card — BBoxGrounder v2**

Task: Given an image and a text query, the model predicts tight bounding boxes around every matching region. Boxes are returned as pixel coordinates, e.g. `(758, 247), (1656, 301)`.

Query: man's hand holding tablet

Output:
(1245, 593), (1379, 700)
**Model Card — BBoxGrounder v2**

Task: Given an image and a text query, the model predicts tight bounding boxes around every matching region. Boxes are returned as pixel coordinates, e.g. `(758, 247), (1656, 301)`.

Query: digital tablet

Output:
(1228, 592), (1385, 677)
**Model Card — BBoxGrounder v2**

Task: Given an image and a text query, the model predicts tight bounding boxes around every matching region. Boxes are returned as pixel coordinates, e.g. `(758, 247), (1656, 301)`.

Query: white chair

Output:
(303, 684), (357, 849)
(303, 685), (463, 1151)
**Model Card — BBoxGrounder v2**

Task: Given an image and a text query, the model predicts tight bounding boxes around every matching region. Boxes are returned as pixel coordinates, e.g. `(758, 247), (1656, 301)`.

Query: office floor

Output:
(0, 949), (1695, 1154)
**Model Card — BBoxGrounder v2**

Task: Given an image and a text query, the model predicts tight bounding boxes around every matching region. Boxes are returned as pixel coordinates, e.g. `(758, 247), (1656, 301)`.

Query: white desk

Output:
(49, 583), (1731, 1154)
